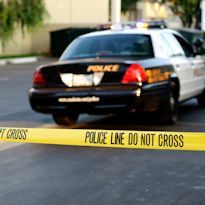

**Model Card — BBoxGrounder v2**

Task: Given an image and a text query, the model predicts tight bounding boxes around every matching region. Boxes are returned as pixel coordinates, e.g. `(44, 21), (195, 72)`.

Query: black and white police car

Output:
(29, 23), (205, 125)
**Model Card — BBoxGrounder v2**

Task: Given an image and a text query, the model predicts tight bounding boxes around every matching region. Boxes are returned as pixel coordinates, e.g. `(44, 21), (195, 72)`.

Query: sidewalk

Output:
(0, 56), (38, 66)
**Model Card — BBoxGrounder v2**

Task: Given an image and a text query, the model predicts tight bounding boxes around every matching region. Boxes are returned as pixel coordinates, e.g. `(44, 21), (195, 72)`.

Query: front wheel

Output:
(52, 113), (79, 126)
(158, 84), (178, 125)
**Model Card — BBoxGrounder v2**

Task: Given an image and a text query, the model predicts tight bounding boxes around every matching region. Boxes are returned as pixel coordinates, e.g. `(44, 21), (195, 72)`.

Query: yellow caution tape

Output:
(0, 127), (205, 151)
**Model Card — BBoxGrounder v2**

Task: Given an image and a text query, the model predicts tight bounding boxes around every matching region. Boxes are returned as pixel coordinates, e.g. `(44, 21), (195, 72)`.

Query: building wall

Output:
(68, 0), (109, 24)
(0, 0), (183, 56)
(1, 0), (109, 55)
(31, 24), (69, 54)
(0, 30), (32, 55)
(31, 0), (109, 54)
(44, 0), (109, 24)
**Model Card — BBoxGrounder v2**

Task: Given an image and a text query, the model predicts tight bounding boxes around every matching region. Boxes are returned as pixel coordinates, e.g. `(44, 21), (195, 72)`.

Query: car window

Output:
(173, 34), (194, 57)
(60, 34), (154, 60)
(177, 30), (203, 44)
(161, 33), (185, 57)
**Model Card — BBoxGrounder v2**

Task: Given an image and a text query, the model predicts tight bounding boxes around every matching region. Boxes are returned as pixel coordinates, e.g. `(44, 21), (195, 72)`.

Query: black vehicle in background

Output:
(176, 28), (205, 54)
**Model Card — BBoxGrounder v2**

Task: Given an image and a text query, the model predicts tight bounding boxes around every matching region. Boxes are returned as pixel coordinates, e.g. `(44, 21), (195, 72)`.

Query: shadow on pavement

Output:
(72, 99), (205, 132)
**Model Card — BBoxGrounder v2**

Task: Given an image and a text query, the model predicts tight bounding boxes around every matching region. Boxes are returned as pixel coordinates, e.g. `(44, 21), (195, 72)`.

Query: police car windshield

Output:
(60, 34), (154, 60)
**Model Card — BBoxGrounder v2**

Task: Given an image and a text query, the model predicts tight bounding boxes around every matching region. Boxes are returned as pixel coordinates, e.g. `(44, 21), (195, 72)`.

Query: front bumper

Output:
(29, 82), (169, 115)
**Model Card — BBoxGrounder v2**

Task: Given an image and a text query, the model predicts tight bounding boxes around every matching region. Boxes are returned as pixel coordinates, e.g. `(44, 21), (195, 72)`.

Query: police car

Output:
(29, 23), (205, 125)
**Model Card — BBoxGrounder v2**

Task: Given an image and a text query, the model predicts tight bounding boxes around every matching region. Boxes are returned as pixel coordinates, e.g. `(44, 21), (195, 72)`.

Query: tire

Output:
(159, 82), (178, 125)
(197, 91), (205, 107)
(52, 113), (79, 126)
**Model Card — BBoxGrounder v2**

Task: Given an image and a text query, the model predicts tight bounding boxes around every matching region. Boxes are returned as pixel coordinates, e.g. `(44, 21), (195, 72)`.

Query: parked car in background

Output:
(175, 28), (205, 55)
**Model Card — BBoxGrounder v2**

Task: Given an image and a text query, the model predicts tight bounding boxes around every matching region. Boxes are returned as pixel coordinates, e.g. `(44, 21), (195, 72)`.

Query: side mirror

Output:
(193, 38), (205, 55)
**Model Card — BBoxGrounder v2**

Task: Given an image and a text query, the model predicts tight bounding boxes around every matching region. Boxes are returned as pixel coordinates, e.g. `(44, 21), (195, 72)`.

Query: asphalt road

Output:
(0, 59), (205, 205)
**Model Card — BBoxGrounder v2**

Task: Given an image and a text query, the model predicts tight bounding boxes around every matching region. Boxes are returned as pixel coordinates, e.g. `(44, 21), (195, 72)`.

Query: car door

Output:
(160, 32), (194, 101)
(173, 34), (205, 97)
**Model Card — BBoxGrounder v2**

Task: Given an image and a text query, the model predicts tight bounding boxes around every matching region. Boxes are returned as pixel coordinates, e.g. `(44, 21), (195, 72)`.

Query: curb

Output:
(0, 60), (7, 66)
(0, 56), (38, 66)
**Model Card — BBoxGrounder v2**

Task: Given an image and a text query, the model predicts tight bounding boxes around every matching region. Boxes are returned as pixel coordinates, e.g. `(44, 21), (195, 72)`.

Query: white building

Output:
(1, 0), (109, 55)
(1, 0), (183, 56)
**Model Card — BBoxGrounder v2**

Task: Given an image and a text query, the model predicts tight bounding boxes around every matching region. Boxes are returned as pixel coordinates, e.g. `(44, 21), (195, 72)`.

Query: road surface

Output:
(0, 59), (205, 205)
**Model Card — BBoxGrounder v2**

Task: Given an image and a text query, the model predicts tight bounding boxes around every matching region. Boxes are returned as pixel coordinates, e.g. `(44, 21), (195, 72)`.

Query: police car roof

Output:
(79, 28), (173, 38)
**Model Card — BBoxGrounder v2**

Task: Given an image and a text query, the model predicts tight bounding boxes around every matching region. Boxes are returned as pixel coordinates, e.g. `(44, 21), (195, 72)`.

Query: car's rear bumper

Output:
(29, 82), (169, 115)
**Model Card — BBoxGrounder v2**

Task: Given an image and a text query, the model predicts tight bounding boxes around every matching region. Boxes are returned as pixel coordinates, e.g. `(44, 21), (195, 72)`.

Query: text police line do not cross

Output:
(85, 131), (184, 148)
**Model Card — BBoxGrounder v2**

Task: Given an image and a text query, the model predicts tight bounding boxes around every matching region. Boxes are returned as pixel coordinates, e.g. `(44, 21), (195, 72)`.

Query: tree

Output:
(121, 0), (200, 28)
(0, 0), (48, 50)
(163, 0), (201, 28)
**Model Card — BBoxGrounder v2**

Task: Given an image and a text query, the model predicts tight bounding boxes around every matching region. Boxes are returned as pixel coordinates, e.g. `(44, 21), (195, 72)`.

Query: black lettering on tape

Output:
(163, 134), (169, 147)
(141, 133), (155, 146)
(111, 132), (125, 145)
(85, 131), (107, 145)
(6, 129), (28, 140)
(158, 134), (184, 148)
(179, 135), (184, 147)
(168, 134), (174, 147)
(128, 133), (139, 145)
(0, 129), (7, 138)
(173, 135), (179, 147)
(158, 134), (163, 147)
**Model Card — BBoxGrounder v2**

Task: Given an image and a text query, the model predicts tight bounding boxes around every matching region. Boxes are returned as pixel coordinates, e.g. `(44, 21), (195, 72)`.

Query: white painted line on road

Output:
(0, 142), (23, 152)
(8, 57), (38, 64)
(192, 186), (205, 190)
(0, 60), (7, 66)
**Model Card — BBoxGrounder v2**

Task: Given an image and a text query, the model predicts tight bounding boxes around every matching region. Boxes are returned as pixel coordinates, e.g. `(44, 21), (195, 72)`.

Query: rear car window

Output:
(60, 34), (154, 60)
